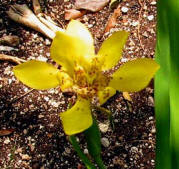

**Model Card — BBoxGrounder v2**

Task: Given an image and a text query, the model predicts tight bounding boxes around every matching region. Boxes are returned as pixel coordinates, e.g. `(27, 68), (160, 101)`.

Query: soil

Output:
(0, 0), (157, 168)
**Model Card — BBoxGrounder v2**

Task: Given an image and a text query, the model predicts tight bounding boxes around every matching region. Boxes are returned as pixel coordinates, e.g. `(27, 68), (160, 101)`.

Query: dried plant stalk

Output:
(38, 15), (64, 33)
(6, 4), (56, 39)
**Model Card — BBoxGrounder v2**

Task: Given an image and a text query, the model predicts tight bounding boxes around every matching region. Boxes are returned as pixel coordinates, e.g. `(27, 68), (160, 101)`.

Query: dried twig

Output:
(104, 5), (121, 33)
(9, 89), (35, 104)
(0, 89), (35, 112)
(0, 129), (15, 136)
(0, 46), (18, 52)
(0, 54), (26, 64)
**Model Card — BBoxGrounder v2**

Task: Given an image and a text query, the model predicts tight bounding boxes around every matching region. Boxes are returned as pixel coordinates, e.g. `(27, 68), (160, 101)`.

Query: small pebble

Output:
(130, 146), (138, 153)
(149, 116), (154, 120)
(44, 96), (49, 101)
(131, 21), (139, 27)
(65, 148), (71, 154)
(23, 129), (28, 135)
(99, 123), (109, 133)
(45, 39), (51, 45)
(151, 127), (156, 134)
(121, 6), (129, 13)
(8, 79), (12, 84)
(150, 1), (156, 5)
(15, 148), (23, 154)
(38, 114), (44, 118)
(84, 149), (88, 154)
(4, 138), (10, 144)
(37, 56), (48, 62)
(143, 31), (148, 37)
(148, 96), (154, 106)
(101, 137), (110, 147)
(21, 154), (31, 160)
(147, 15), (154, 21)
(46, 53), (50, 57)
(121, 58), (128, 63)
(88, 24), (93, 28)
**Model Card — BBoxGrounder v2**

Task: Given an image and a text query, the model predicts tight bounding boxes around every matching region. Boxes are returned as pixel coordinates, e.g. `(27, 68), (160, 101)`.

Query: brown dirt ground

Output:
(0, 0), (157, 168)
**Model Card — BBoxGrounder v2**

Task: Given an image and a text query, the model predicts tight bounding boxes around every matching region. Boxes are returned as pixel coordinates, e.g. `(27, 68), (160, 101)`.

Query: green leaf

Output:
(109, 58), (160, 92)
(84, 118), (106, 169)
(13, 60), (60, 90)
(98, 31), (129, 71)
(50, 31), (76, 76)
(60, 96), (93, 135)
(69, 135), (97, 169)
(155, 1), (179, 168)
(167, 1), (179, 168)
(155, 1), (171, 168)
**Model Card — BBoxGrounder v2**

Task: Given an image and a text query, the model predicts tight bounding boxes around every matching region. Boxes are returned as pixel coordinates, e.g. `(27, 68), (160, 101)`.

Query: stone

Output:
(101, 137), (110, 147)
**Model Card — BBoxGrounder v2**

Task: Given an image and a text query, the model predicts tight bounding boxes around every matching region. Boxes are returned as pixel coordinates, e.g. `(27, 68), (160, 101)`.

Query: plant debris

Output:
(104, 5), (121, 33)
(65, 9), (86, 20)
(0, 129), (15, 136)
(75, 0), (110, 12)
(0, 35), (20, 47)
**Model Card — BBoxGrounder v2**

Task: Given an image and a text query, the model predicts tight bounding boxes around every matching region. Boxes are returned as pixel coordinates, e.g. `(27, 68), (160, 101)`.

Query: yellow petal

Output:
(98, 31), (129, 70)
(13, 60), (60, 90)
(51, 20), (95, 73)
(66, 20), (95, 62)
(109, 58), (160, 92)
(50, 31), (75, 76)
(97, 87), (116, 105)
(58, 70), (73, 91)
(66, 20), (95, 67)
(60, 97), (93, 135)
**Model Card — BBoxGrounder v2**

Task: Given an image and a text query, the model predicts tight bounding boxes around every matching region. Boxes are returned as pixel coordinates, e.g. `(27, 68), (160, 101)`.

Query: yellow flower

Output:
(13, 20), (159, 135)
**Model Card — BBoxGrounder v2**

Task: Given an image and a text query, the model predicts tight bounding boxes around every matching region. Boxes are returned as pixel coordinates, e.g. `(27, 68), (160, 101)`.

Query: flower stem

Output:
(93, 155), (106, 169)
(69, 135), (97, 169)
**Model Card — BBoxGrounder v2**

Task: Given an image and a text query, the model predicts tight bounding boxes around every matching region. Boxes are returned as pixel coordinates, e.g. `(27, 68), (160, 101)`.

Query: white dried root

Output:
(38, 14), (64, 33)
(6, 4), (64, 39)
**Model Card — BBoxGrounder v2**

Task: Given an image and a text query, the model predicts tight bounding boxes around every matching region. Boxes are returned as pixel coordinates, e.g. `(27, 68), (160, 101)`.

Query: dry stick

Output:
(9, 89), (35, 104)
(0, 55), (33, 104)
(137, 0), (145, 51)
(104, 5), (121, 33)
(0, 89), (35, 113)
(0, 54), (26, 64)
(6, 4), (56, 39)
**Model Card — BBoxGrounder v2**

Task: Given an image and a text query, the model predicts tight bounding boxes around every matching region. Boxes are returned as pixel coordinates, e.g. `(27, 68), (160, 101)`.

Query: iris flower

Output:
(13, 20), (159, 135)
